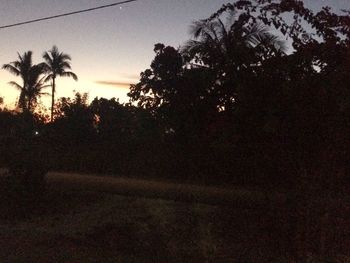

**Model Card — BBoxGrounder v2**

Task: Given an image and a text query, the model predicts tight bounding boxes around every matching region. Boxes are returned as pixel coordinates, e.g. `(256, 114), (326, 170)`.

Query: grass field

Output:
(0, 169), (348, 262)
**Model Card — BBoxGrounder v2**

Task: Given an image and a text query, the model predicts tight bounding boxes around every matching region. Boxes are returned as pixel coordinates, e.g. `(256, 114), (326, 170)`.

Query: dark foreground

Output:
(0, 170), (349, 262)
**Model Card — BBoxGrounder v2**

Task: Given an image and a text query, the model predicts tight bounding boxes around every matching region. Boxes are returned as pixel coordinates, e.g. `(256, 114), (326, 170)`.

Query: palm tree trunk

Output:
(27, 98), (31, 112)
(51, 77), (56, 122)
(18, 90), (26, 112)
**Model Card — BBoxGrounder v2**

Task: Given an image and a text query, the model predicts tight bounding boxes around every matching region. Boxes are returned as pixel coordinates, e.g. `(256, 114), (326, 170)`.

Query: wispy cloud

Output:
(95, 80), (135, 89)
(119, 73), (140, 80)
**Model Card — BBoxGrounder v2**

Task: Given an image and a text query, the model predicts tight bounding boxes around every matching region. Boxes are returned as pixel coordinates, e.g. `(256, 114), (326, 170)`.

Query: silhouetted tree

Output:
(2, 51), (32, 110)
(128, 44), (183, 110)
(127, 2), (350, 258)
(203, 1), (350, 260)
(20, 65), (48, 112)
(129, 44), (217, 142)
(43, 46), (78, 122)
(90, 97), (130, 141)
(2, 51), (47, 112)
(182, 13), (286, 111)
(53, 92), (95, 144)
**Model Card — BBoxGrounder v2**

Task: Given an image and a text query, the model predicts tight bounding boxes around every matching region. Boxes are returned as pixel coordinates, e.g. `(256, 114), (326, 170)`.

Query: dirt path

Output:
(47, 171), (276, 207)
(0, 168), (283, 207)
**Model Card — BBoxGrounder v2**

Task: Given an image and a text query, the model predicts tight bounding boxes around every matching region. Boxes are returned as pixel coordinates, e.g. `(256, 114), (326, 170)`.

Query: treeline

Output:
(1, 0), (349, 189)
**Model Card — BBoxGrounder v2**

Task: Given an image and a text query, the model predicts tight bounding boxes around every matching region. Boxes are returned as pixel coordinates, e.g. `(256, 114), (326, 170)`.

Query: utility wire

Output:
(0, 0), (139, 30)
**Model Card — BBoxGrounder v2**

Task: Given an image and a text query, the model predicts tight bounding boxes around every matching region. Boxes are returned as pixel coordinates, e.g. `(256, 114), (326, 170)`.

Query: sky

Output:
(0, 0), (349, 109)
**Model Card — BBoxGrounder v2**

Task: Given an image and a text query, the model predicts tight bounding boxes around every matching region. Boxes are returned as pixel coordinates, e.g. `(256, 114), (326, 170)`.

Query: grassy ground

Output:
(0, 169), (349, 262)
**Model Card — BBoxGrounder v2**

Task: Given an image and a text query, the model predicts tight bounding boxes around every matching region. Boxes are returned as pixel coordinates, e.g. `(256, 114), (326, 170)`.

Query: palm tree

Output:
(43, 46), (78, 121)
(182, 15), (286, 110)
(25, 64), (50, 111)
(183, 16), (286, 68)
(2, 51), (33, 111)
(2, 51), (48, 112)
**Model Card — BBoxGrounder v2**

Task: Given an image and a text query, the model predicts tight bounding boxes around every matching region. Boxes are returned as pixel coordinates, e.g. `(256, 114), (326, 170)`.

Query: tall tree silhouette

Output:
(182, 14), (286, 111)
(43, 46), (78, 122)
(128, 44), (184, 110)
(2, 51), (33, 111)
(2, 51), (47, 112)
(25, 64), (49, 111)
(128, 44), (218, 142)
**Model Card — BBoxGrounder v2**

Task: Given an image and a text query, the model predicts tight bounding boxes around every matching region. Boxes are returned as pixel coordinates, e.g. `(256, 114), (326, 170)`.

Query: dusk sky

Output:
(0, 0), (348, 108)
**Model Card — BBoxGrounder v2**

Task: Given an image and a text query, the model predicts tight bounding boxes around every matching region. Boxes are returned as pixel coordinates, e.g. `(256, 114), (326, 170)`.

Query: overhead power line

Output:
(0, 0), (139, 30)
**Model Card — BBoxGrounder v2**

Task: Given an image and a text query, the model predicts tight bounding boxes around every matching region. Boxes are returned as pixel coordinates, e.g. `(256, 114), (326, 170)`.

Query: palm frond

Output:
(8, 81), (23, 90)
(43, 52), (53, 65)
(41, 91), (50, 96)
(243, 23), (287, 53)
(44, 74), (54, 82)
(20, 51), (33, 69)
(208, 21), (221, 42)
(60, 53), (72, 61)
(181, 40), (206, 54)
(217, 18), (229, 41)
(189, 20), (209, 39)
(2, 64), (20, 76)
(244, 23), (269, 46)
(60, 71), (78, 81)
(59, 61), (72, 70)
(225, 9), (237, 27)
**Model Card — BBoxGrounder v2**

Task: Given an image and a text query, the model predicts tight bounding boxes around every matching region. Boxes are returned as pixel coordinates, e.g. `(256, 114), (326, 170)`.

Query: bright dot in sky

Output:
(119, 6), (122, 10)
